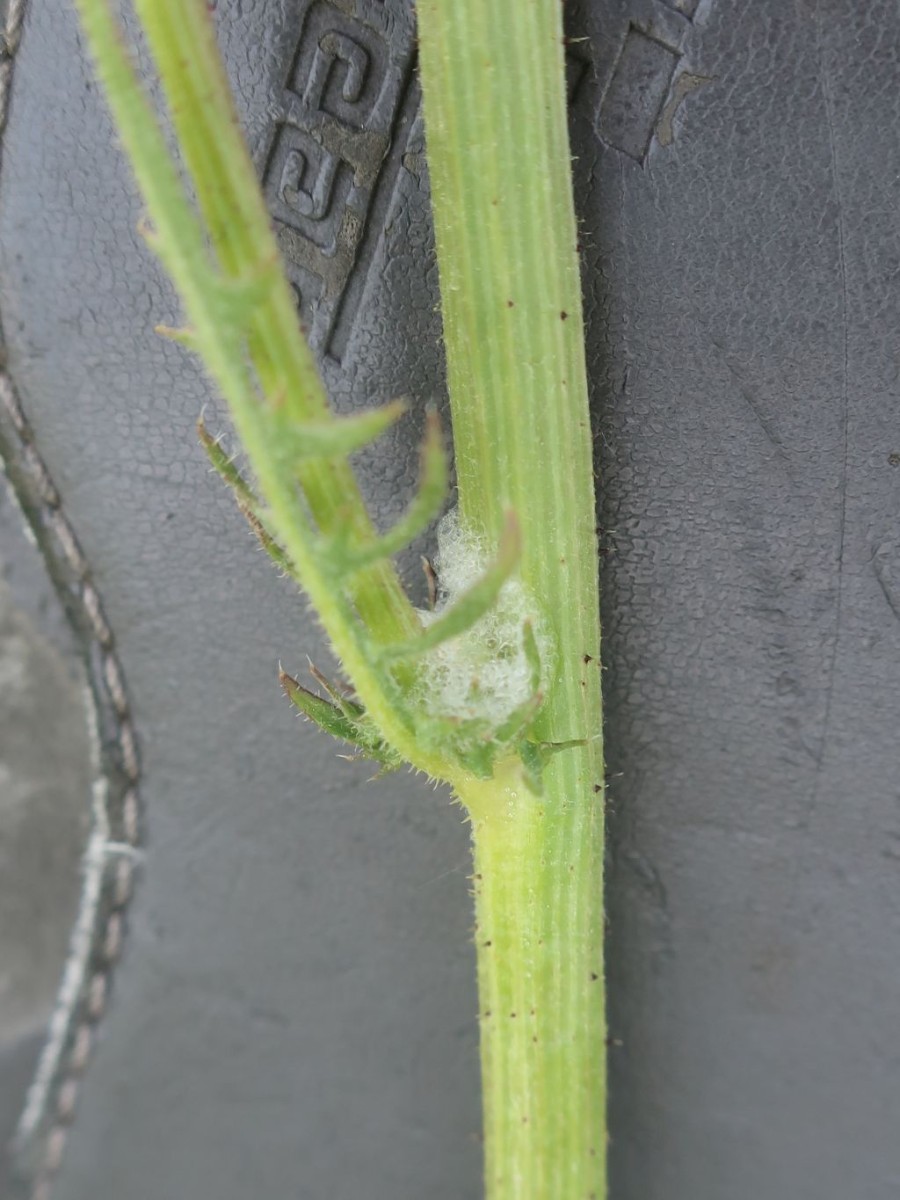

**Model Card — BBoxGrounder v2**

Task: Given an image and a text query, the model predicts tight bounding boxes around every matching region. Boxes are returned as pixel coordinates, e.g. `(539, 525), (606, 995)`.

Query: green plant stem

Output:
(75, 0), (448, 776)
(417, 1), (607, 1196)
(466, 767), (605, 1199)
(132, 0), (417, 647)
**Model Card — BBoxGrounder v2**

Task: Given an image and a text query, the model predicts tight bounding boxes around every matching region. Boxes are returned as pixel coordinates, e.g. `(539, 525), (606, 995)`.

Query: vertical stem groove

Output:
(418, 1), (607, 1196)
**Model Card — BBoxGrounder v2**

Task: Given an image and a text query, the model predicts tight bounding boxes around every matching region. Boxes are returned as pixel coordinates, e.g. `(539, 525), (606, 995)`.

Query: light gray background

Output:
(1, 0), (899, 1197)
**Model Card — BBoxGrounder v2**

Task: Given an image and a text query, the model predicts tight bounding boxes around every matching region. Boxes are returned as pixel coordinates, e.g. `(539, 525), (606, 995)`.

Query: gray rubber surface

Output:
(1, 0), (899, 1197)
(0, 487), (91, 1198)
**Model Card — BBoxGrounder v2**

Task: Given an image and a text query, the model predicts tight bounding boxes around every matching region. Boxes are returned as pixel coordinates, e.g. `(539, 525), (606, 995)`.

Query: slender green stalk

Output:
(417, 2), (607, 1196)
(74, 0), (438, 772)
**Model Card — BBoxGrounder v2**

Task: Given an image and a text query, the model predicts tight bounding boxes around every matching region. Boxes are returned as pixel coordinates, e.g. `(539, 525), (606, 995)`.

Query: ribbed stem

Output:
(462, 766), (606, 1200)
(417, 0), (606, 1195)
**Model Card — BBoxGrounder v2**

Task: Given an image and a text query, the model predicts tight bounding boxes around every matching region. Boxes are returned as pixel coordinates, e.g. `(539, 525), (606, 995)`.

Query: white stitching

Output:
(46, 508), (88, 577)
(0, 1), (25, 129)
(0, 369), (29, 435)
(0, 3), (144, 1194)
(67, 1026), (92, 1076)
(122, 788), (140, 846)
(54, 1081), (78, 1126)
(102, 652), (129, 718)
(81, 580), (113, 648)
(21, 443), (59, 506)
(3, 0), (26, 53)
(118, 719), (140, 782)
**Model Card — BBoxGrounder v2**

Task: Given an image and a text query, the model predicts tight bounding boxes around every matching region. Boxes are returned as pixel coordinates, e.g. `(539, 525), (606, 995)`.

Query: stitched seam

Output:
(0, 3), (144, 1196)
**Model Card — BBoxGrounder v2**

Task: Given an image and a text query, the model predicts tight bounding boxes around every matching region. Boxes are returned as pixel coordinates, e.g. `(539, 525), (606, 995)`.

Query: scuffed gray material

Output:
(0, 1038), (43, 1198)
(0, 489), (91, 1194)
(0, 581), (87, 1038)
(0, 0), (898, 1197)
(591, 6), (900, 1197)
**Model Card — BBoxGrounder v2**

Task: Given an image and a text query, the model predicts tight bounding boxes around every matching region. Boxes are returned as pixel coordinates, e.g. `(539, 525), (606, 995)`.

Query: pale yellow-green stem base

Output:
(460, 764), (606, 1200)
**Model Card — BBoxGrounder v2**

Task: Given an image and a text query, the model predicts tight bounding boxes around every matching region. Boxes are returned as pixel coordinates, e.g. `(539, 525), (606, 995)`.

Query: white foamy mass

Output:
(415, 510), (553, 728)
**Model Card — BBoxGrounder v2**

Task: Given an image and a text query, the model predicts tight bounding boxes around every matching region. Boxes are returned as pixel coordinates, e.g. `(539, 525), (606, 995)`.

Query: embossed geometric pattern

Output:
(596, 25), (680, 162)
(262, 0), (705, 360)
(262, 0), (416, 362)
(661, 0), (699, 17)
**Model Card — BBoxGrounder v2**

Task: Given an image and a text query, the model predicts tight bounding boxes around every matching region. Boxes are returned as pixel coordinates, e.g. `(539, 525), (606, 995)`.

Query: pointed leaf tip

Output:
(332, 408), (448, 576)
(379, 508), (521, 663)
(155, 323), (198, 349)
(272, 397), (408, 466)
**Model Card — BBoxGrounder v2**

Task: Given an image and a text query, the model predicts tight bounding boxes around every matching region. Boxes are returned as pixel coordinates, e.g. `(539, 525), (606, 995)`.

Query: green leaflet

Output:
(268, 398), (407, 465)
(280, 670), (401, 768)
(197, 416), (292, 572)
(379, 512), (521, 663)
(335, 410), (449, 574)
